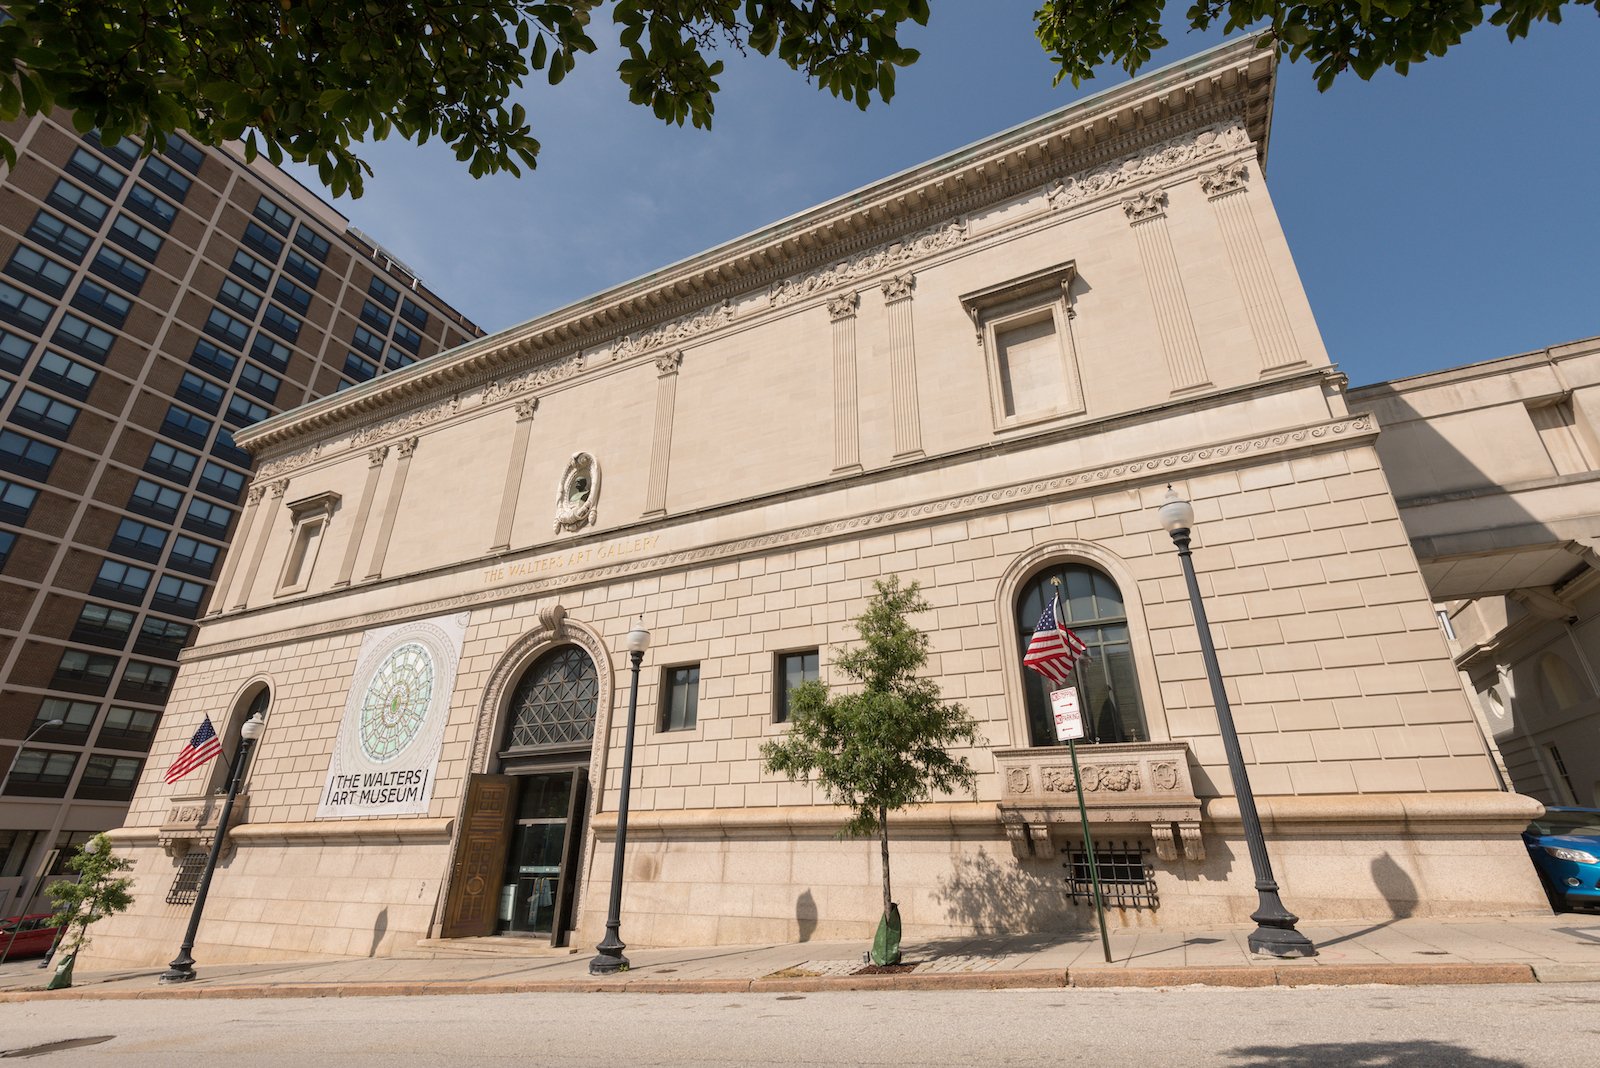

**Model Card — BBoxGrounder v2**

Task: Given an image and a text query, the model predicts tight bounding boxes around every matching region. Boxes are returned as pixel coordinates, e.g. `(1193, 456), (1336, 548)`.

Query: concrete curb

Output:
(0, 962), (1548, 1001)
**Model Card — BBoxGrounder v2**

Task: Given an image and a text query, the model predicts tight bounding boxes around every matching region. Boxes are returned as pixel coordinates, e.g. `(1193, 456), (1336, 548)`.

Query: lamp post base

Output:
(1246, 896), (1317, 958)
(159, 953), (198, 983)
(590, 927), (629, 975)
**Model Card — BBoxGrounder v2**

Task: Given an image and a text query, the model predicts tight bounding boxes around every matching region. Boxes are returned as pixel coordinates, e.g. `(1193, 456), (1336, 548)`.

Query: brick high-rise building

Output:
(0, 111), (481, 916)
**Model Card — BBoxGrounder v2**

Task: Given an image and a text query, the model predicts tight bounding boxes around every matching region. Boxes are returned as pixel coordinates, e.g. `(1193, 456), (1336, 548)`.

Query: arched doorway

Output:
(443, 643), (598, 945)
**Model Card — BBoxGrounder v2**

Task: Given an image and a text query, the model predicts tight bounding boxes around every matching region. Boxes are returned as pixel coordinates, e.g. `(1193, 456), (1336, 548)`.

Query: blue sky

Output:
(288, 6), (1599, 388)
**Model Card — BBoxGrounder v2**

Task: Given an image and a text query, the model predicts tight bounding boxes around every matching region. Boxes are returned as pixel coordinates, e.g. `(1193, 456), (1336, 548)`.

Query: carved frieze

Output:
(1047, 121), (1250, 213)
(769, 219), (966, 308)
(349, 396), (460, 449)
(483, 353), (584, 405)
(158, 793), (251, 856)
(255, 442), (323, 481)
(612, 302), (735, 362)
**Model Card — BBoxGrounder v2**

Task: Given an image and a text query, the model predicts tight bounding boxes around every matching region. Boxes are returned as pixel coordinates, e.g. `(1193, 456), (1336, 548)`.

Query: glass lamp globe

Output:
(626, 617), (651, 654)
(1158, 486), (1195, 532)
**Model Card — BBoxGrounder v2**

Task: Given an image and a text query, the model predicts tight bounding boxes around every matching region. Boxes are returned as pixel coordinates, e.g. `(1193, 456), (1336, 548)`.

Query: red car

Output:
(0, 914), (60, 960)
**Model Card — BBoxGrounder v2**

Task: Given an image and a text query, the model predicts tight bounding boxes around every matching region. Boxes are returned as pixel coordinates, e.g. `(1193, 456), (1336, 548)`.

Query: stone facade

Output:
(84, 37), (1546, 970)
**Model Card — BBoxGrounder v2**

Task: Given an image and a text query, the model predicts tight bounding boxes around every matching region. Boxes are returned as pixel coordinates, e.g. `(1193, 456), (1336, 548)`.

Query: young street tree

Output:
(761, 575), (980, 960)
(43, 832), (135, 988)
(1, 2), (1584, 197)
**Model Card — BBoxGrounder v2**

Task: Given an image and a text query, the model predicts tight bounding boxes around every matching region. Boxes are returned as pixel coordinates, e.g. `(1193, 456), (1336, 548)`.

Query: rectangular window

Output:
(31, 350), (97, 401)
(54, 314), (116, 361)
(160, 403), (212, 446)
(190, 338), (237, 378)
(182, 497), (233, 538)
(109, 214), (164, 261)
(249, 334), (291, 371)
(128, 477), (183, 521)
(77, 755), (144, 800)
(151, 573), (207, 616)
(89, 247), (148, 295)
(237, 362), (280, 403)
(162, 134), (206, 174)
(293, 225), (330, 261)
(254, 194), (294, 234)
(125, 183), (177, 230)
(26, 210), (92, 263)
(144, 440), (198, 484)
(368, 275), (400, 308)
(360, 300), (393, 332)
(392, 322), (423, 354)
(0, 329), (34, 372)
(132, 617), (190, 659)
(230, 250), (272, 289)
(50, 649), (118, 695)
(273, 276), (311, 314)
(70, 601), (136, 648)
(118, 660), (175, 702)
(343, 352), (376, 382)
(204, 308), (249, 348)
(0, 529), (15, 570)
(241, 221), (284, 261)
(92, 558), (153, 603)
(660, 664), (700, 731)
(167, 852), (208, 904)
(260, 303), (300, 342)
(0, 279), (54, 332)
(0, 476), (40, 524)
(1528, 397), (1596, 476)
(352, 326), (384, 358)
(84, 130), (140, 166)
(211, 428), (251, 468)
(3, 750), (78, 796)
(175, 371), (225, 413)
(109, 517), (168, 562)
(46, 179), (110, 229)
(224, 395), (270, 428)
(35, 698), (98, 737)
(168, 535), (219, 578)
(12, 388), (77, 440)
(399, 298), (430, 329)
(276, 492), (338, 595)
(5, 246), (73, 296)
(385, 349), (415, 372)
(283, 248), (322, 287)
(67, 147), (124, 196)
(961, 264), (1085, 430)
(775, 650), (819, 723)
(197, 459), (246, 501)
(140, 156), (191, 201)
(0, 428), (60, 480)
(101, 704), (161, 744)
(70, 278), (132, 328)
(217, 277), (262, 318)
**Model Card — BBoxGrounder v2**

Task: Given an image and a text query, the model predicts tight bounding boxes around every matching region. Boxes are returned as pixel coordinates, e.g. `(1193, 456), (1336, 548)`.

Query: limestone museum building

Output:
(85, 37), (1548, 968)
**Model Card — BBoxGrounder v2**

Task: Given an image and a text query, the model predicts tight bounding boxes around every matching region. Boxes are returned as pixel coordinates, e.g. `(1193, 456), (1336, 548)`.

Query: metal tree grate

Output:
(1063, 840), (1158, 910)
(166, 851), (208, 905)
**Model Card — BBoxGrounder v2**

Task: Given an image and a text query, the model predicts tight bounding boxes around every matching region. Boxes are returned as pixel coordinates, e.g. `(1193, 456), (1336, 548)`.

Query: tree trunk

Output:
(879, 804), (892, 918)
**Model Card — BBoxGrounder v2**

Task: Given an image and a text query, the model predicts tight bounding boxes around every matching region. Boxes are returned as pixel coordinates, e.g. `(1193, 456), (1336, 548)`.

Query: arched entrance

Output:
(442, 643), (599, 945)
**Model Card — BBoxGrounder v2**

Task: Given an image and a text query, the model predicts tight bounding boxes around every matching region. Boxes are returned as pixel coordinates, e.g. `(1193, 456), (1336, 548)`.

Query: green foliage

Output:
(0, 1), (928, 197)
(1034, 0), (1597, 91)
(44, 833), (135, 959)
(761, 575), (980, 838)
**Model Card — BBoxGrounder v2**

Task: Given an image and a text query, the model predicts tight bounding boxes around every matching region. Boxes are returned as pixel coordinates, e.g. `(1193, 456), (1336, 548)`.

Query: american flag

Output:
(165, 716), (223, 785)
(1023, 593), (1089, 686)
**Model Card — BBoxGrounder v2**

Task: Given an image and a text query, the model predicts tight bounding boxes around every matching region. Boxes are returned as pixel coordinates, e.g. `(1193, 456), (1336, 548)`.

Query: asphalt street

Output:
(3, 984), (1597, 1066)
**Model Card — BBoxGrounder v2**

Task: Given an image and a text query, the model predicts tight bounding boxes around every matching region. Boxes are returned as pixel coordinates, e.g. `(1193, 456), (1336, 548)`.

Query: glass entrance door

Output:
(497, 769), (586, 943)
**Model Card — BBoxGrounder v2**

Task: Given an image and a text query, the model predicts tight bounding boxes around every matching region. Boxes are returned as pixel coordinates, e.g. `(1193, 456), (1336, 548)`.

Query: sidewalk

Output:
(3, 914), (1598, 1001)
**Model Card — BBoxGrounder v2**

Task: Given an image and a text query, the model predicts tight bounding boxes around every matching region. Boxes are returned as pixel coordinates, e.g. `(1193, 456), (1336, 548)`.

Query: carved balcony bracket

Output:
(158, 792), (250, 858)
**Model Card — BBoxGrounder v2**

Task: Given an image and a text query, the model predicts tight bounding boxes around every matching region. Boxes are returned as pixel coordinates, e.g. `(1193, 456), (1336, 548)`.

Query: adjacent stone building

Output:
(85, 37), (1546, 969)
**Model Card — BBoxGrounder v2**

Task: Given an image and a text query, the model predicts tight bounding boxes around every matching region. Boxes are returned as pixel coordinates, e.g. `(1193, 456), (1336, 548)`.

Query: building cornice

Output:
(235, 35), (1276, 458)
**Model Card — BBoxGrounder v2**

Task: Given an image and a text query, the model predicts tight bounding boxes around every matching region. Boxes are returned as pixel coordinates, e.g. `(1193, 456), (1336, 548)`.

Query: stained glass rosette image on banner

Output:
(317, 612), (469, 819)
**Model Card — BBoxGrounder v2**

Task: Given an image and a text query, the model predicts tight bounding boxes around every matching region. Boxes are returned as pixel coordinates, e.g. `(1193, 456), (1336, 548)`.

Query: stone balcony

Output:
(994, 741), (1203, 862)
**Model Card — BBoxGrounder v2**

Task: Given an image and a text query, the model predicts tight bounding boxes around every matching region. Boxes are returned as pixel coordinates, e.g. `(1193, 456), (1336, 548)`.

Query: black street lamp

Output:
(591, 617), (651, 975)
(1158, 487), (1315, 959)
(159, 711), (265, 983)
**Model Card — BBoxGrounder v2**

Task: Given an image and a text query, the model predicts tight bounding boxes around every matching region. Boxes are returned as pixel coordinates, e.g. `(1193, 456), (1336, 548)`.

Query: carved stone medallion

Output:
(554, 451), (600, 534)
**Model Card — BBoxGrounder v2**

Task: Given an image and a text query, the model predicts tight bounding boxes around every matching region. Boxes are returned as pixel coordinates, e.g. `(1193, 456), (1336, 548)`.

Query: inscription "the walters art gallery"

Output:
(481, 534), (662, 584)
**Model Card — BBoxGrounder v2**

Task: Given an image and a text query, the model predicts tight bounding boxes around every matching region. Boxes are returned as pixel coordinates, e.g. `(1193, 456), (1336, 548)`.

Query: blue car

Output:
(1523, 807), (1600, 912)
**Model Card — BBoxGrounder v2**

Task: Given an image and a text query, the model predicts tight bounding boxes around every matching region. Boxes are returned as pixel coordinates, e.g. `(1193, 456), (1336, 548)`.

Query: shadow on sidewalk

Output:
(1228, 1040), (1527, 1068)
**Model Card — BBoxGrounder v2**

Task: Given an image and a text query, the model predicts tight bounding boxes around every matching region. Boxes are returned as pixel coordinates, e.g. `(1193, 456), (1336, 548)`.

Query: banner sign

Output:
(1050, 687), (1085, 742)
(316, 612), (469, 819)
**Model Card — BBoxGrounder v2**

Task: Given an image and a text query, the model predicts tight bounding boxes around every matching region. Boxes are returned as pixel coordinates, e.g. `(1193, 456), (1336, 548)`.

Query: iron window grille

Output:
(1063, 840), (1159, 911)
(167, 852), (209, 905)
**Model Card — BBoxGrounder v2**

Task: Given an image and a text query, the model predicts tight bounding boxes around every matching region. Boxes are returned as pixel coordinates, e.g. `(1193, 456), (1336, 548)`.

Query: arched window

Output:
(206, 684), (269, 793)
(501, 646), (599, 752)
(1015, 563), (1147, 747)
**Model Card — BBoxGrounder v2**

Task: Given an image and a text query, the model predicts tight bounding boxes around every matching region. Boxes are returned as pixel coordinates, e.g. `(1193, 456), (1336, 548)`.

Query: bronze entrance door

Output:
(498, 767), (587, 946)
